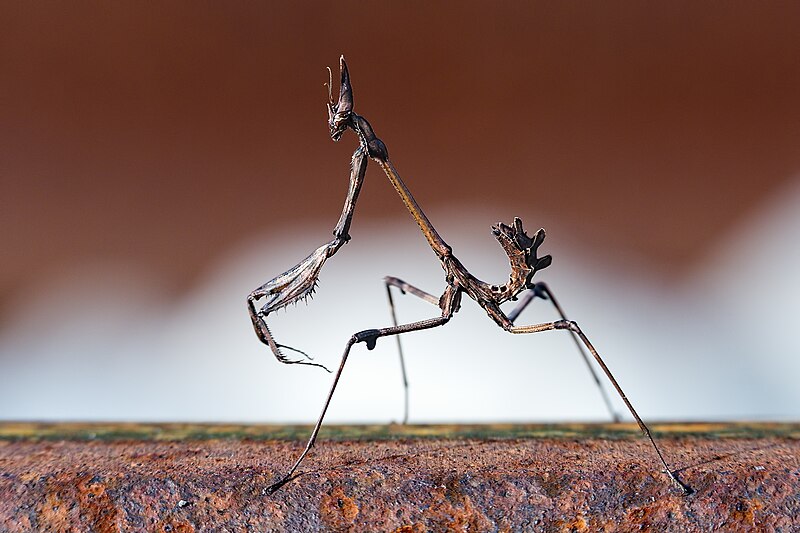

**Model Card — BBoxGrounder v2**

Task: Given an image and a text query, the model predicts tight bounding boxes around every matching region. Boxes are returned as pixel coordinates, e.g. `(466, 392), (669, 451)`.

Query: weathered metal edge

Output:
(1, 421), (798, 442)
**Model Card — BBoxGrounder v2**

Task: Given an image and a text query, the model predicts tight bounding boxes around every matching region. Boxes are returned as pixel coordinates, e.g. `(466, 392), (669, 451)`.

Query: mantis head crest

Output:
(327, 55), (354, 141)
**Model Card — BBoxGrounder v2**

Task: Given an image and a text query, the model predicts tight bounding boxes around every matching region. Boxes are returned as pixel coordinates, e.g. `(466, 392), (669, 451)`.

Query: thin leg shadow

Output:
(263, 440), (476, 495)
(673, 441), (785, 474)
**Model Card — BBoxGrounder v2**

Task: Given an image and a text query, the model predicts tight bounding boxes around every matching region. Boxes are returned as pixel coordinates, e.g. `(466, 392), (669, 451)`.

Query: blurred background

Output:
(1, 2), (799, 424)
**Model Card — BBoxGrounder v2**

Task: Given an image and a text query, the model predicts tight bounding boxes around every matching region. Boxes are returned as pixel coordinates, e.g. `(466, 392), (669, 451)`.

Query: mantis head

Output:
(492, 217), (552, 288)
(327, 56), (354, 141)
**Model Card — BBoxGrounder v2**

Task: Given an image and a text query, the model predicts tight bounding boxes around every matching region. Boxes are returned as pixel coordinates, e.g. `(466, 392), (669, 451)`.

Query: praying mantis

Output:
(247, 56), (691, 495)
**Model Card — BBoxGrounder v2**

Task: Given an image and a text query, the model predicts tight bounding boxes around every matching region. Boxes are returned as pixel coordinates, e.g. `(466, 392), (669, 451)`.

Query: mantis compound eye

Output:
(327, 108), (351, 141)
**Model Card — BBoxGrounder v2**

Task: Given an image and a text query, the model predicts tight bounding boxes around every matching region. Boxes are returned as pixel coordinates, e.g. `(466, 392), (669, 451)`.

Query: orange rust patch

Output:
(625, 494), (688, 528)
(156, 516), (196, 533)
(727, 498), (765, 529)
(320, 486), (359, 531)
(76, 475), (125, 533)
(37, 491), (72, 532)
(555, 514), (589, 532)
(392, 525), (425, 533)
(422, 484), (493, 532)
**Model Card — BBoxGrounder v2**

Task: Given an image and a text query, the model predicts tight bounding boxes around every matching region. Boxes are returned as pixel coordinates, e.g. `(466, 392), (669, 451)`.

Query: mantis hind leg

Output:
(384, 276), (441, 424)
(507, 282), (620, 422)
(507, 316), (692, 495)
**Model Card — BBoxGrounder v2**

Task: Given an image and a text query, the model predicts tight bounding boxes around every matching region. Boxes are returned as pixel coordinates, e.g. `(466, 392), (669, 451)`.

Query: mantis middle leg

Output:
(266, 313), (454, 494)
(265, 285), (462, 493)
(384, 276), (441, 424)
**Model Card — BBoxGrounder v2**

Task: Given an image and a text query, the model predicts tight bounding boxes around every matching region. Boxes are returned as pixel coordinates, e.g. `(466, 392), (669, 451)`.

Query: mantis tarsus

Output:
(247, 56), (691, 495)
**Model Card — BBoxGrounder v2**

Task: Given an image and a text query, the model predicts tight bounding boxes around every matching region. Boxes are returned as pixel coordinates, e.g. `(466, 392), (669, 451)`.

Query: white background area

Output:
(1, 179), (799, 424)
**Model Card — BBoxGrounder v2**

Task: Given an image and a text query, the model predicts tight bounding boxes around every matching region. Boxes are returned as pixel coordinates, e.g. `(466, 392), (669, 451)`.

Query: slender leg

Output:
(266, 313), (452, 494)
(384, 276), (440, 424)
(507, 317), (692, 494)
(507, 282), (620, 422)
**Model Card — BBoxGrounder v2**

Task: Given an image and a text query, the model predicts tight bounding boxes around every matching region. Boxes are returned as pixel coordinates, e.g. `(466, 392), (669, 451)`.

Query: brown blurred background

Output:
(2, 3), (800, 424)
(2, 2), (799, 314)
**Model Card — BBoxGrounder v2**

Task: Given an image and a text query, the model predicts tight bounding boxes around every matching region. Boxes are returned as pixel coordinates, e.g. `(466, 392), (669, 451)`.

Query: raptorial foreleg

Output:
(247, 242), (335, 370)
(247, 146), (369, 368)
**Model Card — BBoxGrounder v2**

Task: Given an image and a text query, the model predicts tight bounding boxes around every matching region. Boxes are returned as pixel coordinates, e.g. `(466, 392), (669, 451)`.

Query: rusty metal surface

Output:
(0, 423), (798, 531)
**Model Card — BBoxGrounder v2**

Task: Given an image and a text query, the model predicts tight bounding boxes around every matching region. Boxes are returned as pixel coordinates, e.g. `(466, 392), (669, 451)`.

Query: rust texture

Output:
(0, 423), (798, 532)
